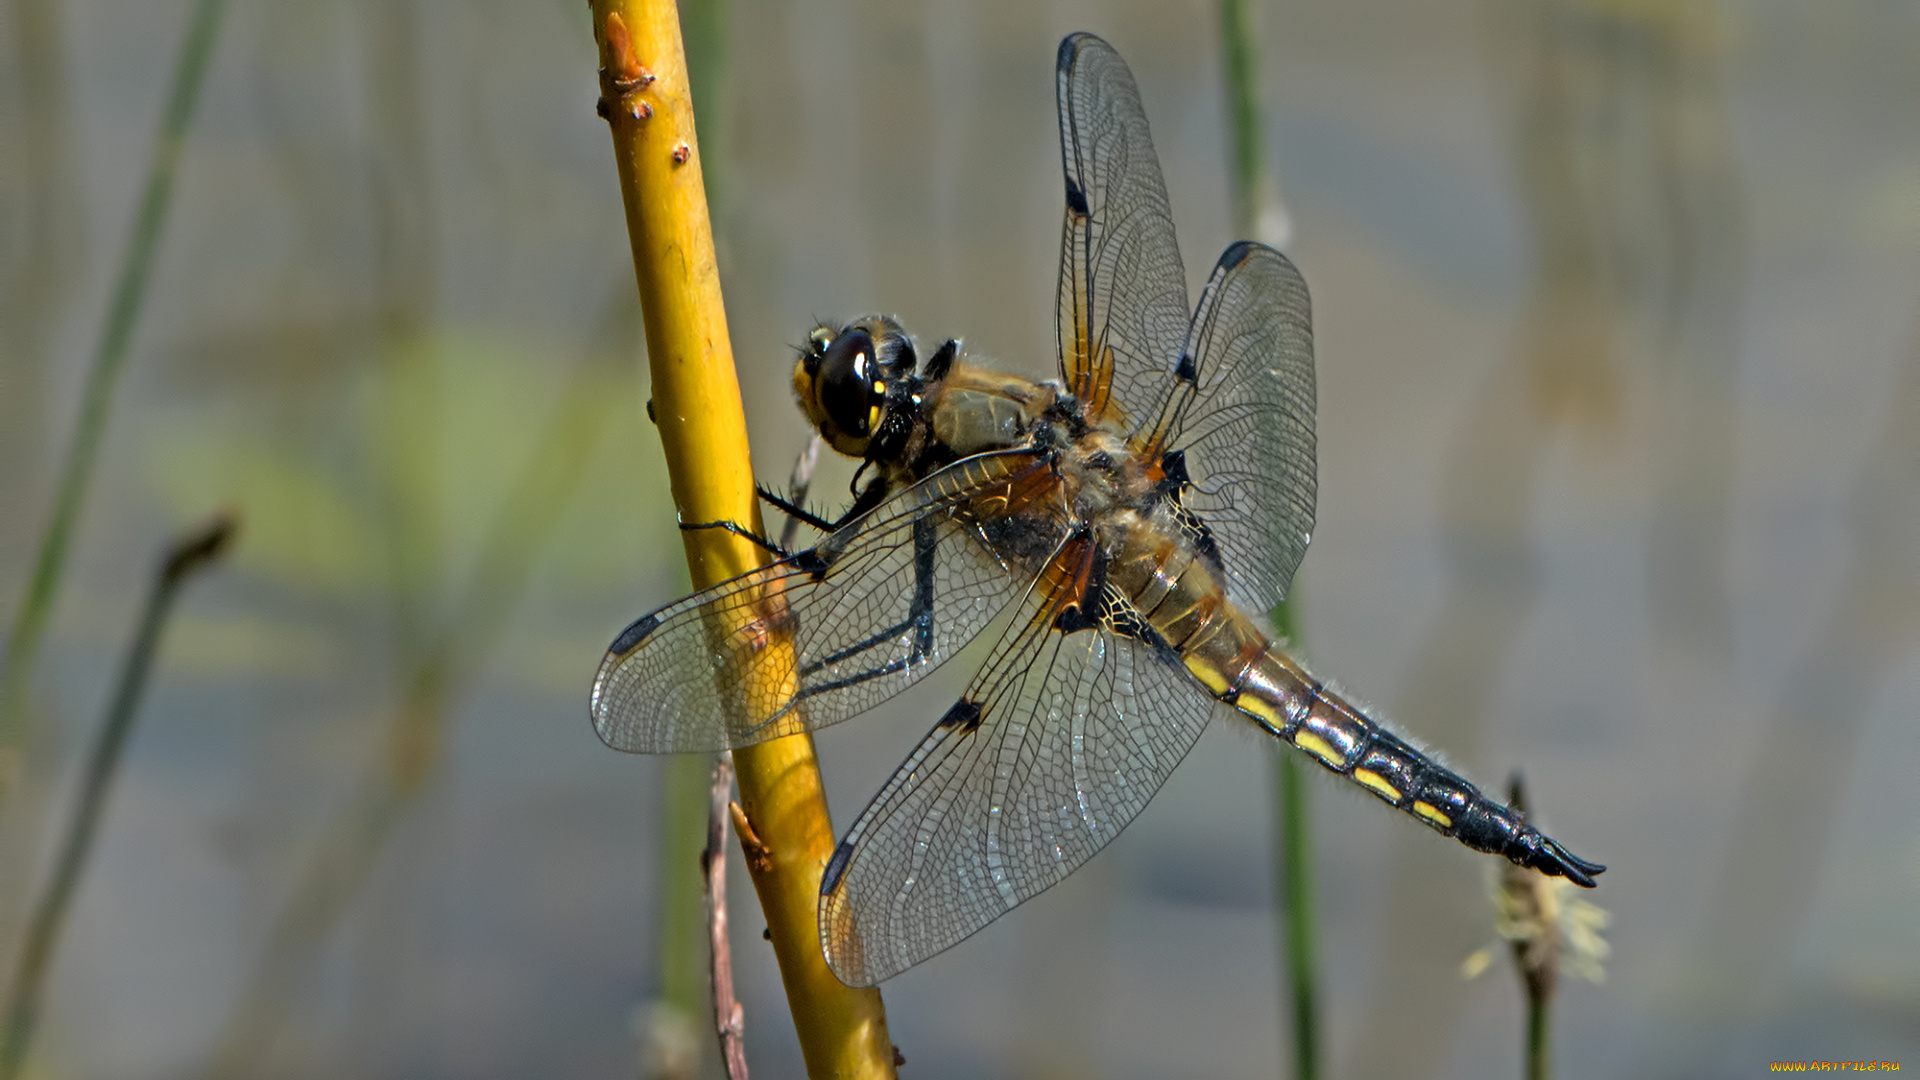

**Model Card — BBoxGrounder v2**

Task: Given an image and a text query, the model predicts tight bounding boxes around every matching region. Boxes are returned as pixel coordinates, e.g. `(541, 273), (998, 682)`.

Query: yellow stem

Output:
(588, 4), (896, 1076)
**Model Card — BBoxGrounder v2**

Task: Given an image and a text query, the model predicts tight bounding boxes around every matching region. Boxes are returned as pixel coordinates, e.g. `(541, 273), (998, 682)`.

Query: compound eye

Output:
(819, 328), (877, 439)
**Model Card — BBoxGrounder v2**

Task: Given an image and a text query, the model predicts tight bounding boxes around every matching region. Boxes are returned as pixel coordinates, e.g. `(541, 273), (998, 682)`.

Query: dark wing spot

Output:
(821, 840), (856, 895)
(1174, 351), (1197, 384)
(1158, 449), (1190, 493)
(936, 698), (984, 734)
(609, 613), (661, 656)
(1054, 603), (1099, 634)
(1065, 177), (1090, 218)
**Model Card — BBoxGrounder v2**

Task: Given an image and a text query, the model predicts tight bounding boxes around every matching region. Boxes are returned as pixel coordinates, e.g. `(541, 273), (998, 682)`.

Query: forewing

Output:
(818, 536), (1220, 985)
(1157, 242), (1316, 612)
(591, 452), (1069, 753)
(1055, 32), (1190, 429)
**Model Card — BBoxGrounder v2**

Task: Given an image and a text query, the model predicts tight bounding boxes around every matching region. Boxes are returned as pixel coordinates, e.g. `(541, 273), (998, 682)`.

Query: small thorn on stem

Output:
(600, 11), (644, 85)
(672, 141), (691, 165)
(728, 801), (772, 873)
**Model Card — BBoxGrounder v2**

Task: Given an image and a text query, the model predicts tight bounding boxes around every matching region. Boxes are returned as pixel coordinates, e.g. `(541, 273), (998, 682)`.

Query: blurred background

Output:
(1, 0), (1917, 1077)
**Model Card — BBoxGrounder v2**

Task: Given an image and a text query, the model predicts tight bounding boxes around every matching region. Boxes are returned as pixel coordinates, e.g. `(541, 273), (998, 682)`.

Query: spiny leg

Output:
(677, 434), (840, 559)
(678, 519), (789, 558)
(759, 473), (893, 538)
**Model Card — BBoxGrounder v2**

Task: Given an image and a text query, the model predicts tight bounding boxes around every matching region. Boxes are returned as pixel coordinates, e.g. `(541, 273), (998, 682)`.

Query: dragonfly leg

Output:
(679, 518), (790, 558)
(757, 486), (838, 533)
(795, 516), (940, 686)
(760, 471), (895, 536)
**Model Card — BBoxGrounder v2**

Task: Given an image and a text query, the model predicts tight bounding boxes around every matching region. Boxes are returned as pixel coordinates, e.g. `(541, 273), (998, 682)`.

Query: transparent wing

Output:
(818, 533), (1221, 985)
(591, 451), (1072, 753)
(1055, 32), (1190, 429)
(1156, 241), (1316, 612)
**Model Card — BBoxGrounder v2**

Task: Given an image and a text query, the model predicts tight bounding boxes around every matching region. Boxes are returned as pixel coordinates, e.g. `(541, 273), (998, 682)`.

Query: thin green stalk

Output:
(1219, 0), (1263, 230)
(1502, 775), (1556, 1080)
(0, 513), (236, 1080)
(1217, 2), (1320, 1076)
(0, 0), (233, 812)
(1270, 600), (1319, 1080)
(1525, 985), (1550, 1080)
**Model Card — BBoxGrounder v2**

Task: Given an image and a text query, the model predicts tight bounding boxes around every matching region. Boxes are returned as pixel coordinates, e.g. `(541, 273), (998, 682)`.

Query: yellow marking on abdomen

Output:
(1412, 801), (1452, 828)
(1236, 693), (1282, 730)
(1294, 730), (1342, 766)
(1183, 654), (1232, 696)
(1353, 768), (1401, 803)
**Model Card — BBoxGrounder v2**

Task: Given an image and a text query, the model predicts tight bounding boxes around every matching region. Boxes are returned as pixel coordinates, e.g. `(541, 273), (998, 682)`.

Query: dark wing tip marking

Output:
(935, 698), (984, 734)
(1220, 238), (1262, 267)
(1057, 32), (1096, 75)
(794, 548), (831, 576)
(821, 840), (856, 895)
(1174, 351), (1197, 384)
(1064, 176), (1090, 217)
(608, 612), (661, 656)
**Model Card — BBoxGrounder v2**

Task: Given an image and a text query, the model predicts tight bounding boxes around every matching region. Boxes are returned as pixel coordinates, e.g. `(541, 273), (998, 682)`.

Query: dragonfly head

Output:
(794, 316), (917, 459)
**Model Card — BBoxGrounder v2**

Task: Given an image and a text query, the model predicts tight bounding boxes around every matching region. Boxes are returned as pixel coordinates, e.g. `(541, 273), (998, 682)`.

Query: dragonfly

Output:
(592, 31), (1603, 987)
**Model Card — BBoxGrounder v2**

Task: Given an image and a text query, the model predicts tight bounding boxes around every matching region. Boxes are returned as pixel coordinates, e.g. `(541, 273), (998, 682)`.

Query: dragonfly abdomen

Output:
(1119, 545), (1605, 887)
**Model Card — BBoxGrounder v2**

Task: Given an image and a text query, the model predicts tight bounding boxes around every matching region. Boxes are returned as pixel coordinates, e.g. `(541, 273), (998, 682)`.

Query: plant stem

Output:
(1270, 600), (1319, 1080)
(704, 753), (748, 1079)
(1525, 983), (1550, 1080)
(0, 0), (233, 814)
(588, 4), (895, 1075)
(1277, 751), (1318, 1078)
(1504, 775), (1555, 1080)
(0, 513), (236, 1080)
(1219, 0), (1263, 232)
(1216, 3), (1320, 1075)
